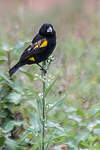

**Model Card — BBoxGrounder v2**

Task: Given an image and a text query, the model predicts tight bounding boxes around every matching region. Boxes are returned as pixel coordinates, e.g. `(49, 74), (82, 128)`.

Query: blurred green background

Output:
(0, 0), (100, 150)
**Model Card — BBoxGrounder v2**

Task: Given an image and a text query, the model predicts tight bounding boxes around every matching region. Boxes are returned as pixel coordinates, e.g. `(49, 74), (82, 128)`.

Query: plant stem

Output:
(41, 57), (54, 150)
(42, 61), (46, 150)
(7, 51), (11, 72)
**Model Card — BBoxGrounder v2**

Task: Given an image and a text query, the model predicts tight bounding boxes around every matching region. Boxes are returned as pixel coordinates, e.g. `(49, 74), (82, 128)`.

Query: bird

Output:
(9, 23), (56, 77)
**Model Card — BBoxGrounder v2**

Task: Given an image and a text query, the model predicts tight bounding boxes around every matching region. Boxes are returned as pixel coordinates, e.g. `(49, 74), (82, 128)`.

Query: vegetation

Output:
(0, 0), (100, 149)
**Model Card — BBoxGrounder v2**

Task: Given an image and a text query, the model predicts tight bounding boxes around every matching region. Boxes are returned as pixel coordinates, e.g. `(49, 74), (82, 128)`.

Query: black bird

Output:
(9, 23), (56, 77)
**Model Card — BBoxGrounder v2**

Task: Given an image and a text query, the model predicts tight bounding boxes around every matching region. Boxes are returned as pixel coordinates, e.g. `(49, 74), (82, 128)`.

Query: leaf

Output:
(75, 129), (90, 144)
(45, 78), (57, 97)
(21, 130), (33, 143)
(0, 136), (6, 146)
(0, 56), (8, 64)
(0, 73), (13, 88)
(7, 92), (21, 104)
(87, 120), (100, 131)
(52, 135), (67, 142)
(46, 94), (66, 112)
(36, 97), (42, 121)
(29, 114), (41, 136)
(65, 106), (77, 113)
(93, 128), (100, 136)
(46, 121), (64, 132)
(88, 135), (97, 143)
(88, 107), (100, 115)
(80, 141), (90, 149)
(0, 85), (11, 101)
(0, 56), (8, 61)
(67, 113), (82, 123)
(14, 79), (24, 93)
(65, 141), (78, 150)
(4, 121), (23, 133)
(0, 50), (6, 56)
(45, 137), (53, 150)
(76, 109), (85, 117)
(1, 44), (12, 52)
(0, 128), (3, 135)
(4, 121), (15, 133)
(5, 138), (17, 150)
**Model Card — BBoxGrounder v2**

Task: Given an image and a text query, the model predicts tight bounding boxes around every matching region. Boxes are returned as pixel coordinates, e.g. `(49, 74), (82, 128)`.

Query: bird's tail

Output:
(9, 62), (21, 77)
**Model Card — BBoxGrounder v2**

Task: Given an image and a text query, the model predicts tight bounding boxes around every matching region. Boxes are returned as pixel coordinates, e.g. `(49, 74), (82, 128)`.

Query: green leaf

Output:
(88, 135), (97, 144)
(0, 56), (8, 64)
(47, 94), (66, 112)
(75, 129), (90, 144)
(79, 141), (89, 148)
(36, 97), (42, 121)
(29, 114), (41, 136)
(4, 121), (15, 133)
(7, 92), (21, 104)
(1, 44), (12, 52)
(52, 135), (67, 142)
(45, 137), (53, 150)
(0, 50), (6, 56)
(45, 78), (57, 97)
(0, 73), (13, 88)
(5, 138), (17, 150)
(65, 106), (77, 113)
(4, 121), (24, 133)
(76, 109), (85, 117)
(21, 129), (33, 145)
(88, 107), (100, 115)
(46, 121), (64, 132)
(65, 141), (78, 150)
(14, 79), (24, 93)
(0, 128), (3, 135)
(93, 128), (100, 136)
(0, 56), (8, 61)
(0, 136), (6, 146)
(67, 113), (82, 123)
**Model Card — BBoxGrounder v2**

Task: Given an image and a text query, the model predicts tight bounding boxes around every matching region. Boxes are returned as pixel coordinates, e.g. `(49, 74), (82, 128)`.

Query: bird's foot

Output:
(40, 68), (47, 74)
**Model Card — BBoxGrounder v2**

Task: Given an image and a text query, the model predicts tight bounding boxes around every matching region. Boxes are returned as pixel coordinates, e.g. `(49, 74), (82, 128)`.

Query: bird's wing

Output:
(20, 34), (48, 61)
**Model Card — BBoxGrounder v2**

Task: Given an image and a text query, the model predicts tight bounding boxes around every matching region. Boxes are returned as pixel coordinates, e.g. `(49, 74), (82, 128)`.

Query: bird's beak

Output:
(47, 27), (52, 32)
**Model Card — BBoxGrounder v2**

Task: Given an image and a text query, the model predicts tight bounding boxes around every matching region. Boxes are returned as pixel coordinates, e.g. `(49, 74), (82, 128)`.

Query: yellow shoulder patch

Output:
(35, 44), (39, 48)
(29, 57), (35, 61)
(40, 40), (48, 48)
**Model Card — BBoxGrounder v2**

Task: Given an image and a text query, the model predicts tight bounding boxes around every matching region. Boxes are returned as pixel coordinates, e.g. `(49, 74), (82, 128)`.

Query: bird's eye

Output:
(47, 26), (52, 33)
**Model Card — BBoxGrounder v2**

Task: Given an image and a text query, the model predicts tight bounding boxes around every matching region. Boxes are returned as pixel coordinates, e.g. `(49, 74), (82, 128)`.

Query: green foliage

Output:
(0, 2), (100, 149)
(0, 38), (100, 150)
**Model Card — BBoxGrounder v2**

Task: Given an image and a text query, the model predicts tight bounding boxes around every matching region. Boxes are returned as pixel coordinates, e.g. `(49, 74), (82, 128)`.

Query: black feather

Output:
(9, 23), (56, 77)
(9, 62), (21, 77)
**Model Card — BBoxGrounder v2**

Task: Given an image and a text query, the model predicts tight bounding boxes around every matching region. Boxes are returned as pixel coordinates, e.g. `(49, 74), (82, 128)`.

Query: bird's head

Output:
(39, 23), (56, 37)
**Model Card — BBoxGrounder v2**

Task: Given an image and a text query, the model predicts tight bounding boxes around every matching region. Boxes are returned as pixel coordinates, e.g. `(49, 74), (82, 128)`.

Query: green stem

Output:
(41, 57), (53, 150)
(42, 61), (46, 150)
(7, 51), (11, 73)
